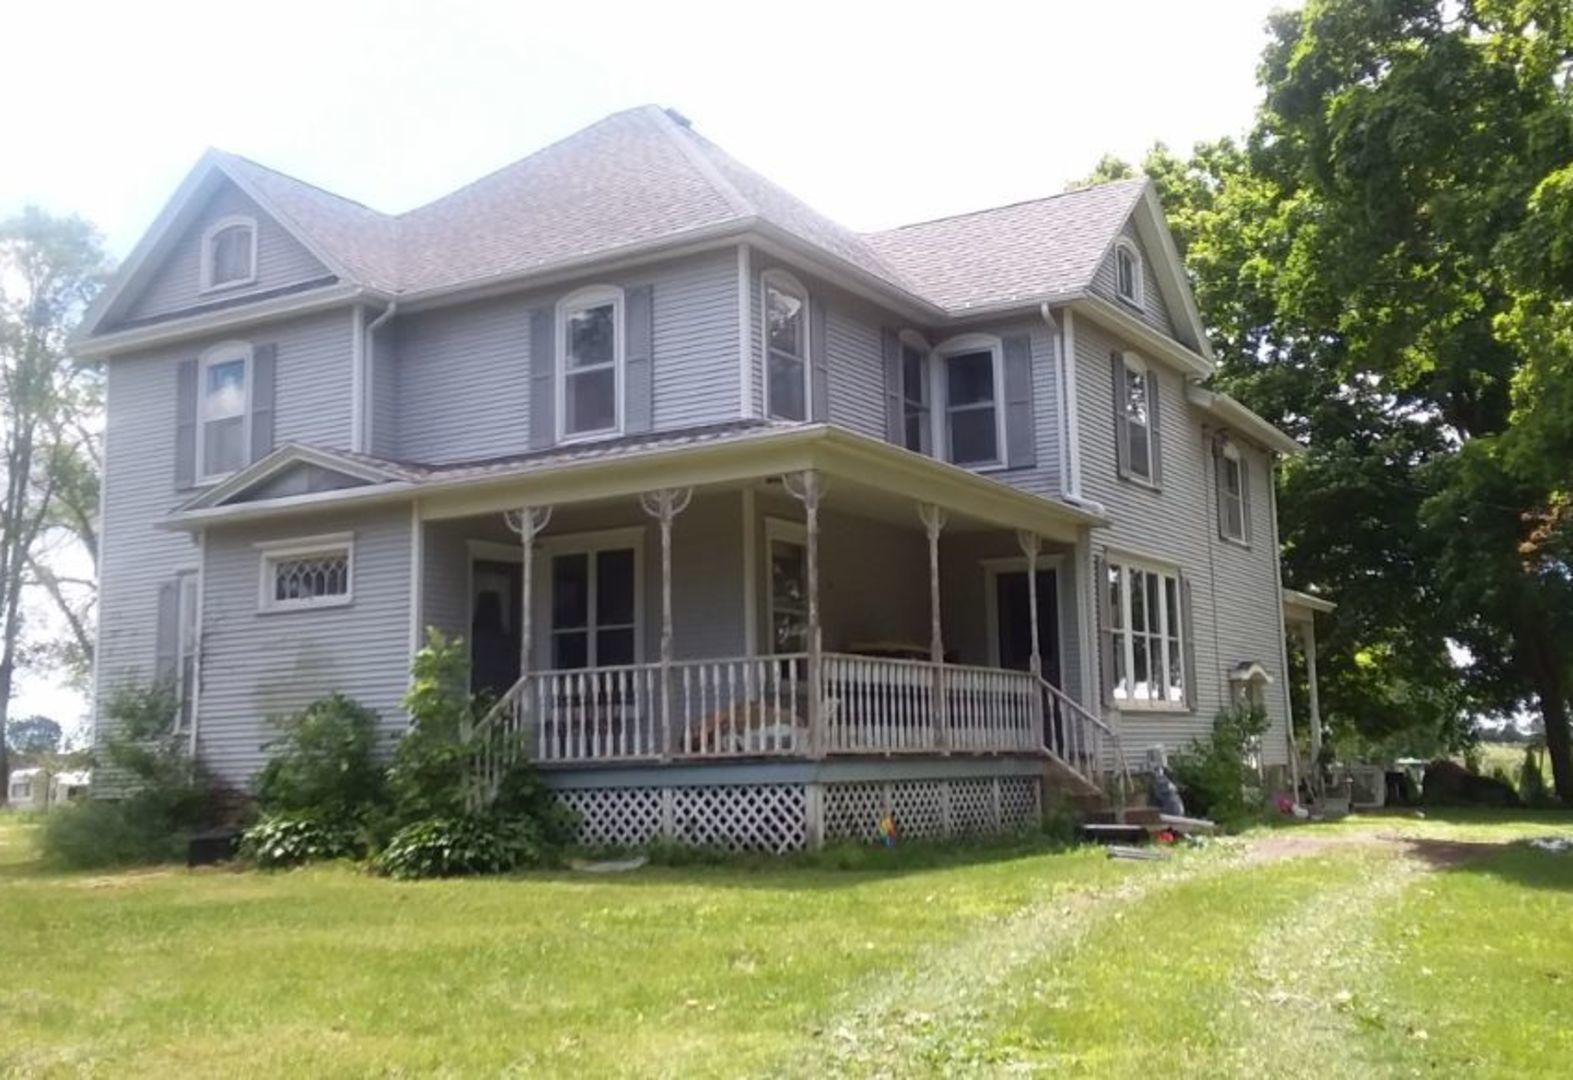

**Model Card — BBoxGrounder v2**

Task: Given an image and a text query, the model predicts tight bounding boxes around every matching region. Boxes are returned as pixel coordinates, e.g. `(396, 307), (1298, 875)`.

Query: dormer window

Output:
(1114, 240), (1143, 308)
(201, 216), (258, 292)
(763, 271), (809, 421)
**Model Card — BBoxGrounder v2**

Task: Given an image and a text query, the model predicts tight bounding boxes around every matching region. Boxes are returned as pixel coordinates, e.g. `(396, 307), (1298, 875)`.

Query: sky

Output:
(0, 0), (1287, 736)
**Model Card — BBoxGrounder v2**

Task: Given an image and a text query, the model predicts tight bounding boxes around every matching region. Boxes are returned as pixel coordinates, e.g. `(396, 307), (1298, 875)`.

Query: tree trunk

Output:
(1542, 687), (1572, 805)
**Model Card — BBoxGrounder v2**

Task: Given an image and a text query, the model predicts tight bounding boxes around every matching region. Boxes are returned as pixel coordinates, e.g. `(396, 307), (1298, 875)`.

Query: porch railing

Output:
(471, 653), (1126, 797)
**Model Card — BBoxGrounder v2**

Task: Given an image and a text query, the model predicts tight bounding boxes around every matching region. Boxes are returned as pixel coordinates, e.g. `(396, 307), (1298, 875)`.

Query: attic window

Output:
(1114, 240), (1143, 308)
(201, 216), (258, 291)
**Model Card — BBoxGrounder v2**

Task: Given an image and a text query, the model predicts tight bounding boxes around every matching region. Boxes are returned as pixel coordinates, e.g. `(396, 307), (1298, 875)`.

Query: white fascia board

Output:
(1067, 294), (1214, 379)
(1186, 385), (1304, 457)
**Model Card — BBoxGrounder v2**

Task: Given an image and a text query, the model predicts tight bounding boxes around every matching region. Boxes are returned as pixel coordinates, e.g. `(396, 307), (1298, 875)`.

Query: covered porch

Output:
(411, 425), (1121, 794)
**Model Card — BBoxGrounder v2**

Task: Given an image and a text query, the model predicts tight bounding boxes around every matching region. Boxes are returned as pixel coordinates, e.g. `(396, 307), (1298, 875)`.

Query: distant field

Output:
(1472, 740), (1553, 791)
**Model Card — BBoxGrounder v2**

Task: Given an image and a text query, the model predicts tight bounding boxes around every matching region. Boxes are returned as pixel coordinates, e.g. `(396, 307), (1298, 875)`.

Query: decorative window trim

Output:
(196, 340), (253, 485)
(934, 333), (1007, 471)
(255, 532), (355, 613)
(1117, 350), (1157, 487)
(200, 215), (259, 293)
(1217, 440), (1248, 546)
(555, 284), (625, 443)
(762, 270), (810, 421)
(537, 525), (646, 669)
(765, 517), (808, 655)
(1113, 238), (1144, 308)
(898, 329), (931, 455)
(1105, 552), (1187, 713)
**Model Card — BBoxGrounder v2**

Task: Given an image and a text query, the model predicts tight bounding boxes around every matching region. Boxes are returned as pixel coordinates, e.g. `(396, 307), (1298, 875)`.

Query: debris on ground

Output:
(1525, 836), (1573, 854)
(1107, 845), (1170, 861)
(569, 856), (649, 873)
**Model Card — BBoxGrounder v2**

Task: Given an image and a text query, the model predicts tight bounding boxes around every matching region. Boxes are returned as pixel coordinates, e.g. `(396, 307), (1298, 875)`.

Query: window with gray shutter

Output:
(624, 284), (654, 434)
(1002, 333), (1036, 469)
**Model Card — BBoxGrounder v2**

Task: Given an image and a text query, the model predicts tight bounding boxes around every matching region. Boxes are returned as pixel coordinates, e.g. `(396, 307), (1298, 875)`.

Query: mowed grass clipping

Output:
(1, 809), (1571, 1077)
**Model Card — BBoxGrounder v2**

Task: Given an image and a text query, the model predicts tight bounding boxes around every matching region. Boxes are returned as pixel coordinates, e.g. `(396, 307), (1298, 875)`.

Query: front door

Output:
(471, 559), (522, 701)
(994, 568), (1061, 687)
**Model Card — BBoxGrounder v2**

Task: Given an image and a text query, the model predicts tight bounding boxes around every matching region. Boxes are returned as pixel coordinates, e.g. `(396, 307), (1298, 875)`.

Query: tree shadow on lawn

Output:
(1400, 834), (1573, 893)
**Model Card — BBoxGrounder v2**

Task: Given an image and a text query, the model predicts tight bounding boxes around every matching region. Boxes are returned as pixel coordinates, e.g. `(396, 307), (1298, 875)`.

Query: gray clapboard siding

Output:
(197, 506), (412, 786)
(369, 319), (401, 458)
(646, 251), (738, 429)
(1073, 318), (1291, 765)
(95, 311), (357, 750)
(1092, 222), (1180, 340)
(116, 181), (330, 326)
(825, 304), (887, 439)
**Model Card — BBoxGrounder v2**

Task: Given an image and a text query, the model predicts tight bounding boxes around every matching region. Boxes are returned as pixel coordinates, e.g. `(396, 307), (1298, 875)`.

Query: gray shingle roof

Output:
(862, 180), (1149, 312)
(212, 107), (1144, 315)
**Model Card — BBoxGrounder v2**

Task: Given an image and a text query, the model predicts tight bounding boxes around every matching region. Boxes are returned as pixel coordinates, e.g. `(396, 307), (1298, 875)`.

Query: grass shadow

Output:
(1414, 837), (1573, 892)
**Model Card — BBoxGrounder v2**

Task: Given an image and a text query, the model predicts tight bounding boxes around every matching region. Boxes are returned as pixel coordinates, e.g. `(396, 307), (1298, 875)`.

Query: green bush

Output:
(255, 694), (386, 823)
(387, 631), (476, 824)
(38, 681), (218, 870)
(377, 814), (544, 879)
(241, 814), (365, 869)
(1170, 704), (1269, 828)
(1519, 747), (1552, 807)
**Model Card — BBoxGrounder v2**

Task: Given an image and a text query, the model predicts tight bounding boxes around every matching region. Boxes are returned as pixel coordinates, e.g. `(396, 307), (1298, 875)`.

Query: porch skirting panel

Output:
(547, 759), (1044, 853)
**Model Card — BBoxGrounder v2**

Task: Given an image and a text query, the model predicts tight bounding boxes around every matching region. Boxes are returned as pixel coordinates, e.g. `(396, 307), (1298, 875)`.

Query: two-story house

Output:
(75, 106), (1323, 851)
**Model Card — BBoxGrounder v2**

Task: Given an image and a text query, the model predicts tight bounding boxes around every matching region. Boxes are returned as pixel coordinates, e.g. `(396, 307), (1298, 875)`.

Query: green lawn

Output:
(1, 810), (1571, 1077)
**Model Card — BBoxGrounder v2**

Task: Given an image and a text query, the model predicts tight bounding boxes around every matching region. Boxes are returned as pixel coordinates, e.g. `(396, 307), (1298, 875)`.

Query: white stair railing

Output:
(1037, 676), (1131, 797)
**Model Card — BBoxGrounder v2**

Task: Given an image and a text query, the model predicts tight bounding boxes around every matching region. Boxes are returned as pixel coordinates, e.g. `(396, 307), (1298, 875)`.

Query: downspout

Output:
(362, 301), (398, 453)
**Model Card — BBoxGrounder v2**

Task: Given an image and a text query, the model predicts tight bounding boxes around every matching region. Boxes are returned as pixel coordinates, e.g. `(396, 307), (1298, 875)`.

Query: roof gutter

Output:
(1186, 385), (1304, 456)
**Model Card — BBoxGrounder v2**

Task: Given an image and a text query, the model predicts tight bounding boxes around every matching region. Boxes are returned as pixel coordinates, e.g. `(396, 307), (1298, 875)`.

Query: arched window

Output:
(934, 333), (1005, 468)
(1114, 239), (1143, 308)
(762, 270), (809, 421)
(1217, 439), (1247, 543)
(197, 340), (252, 481)
(557, 285), (624, 440)
(201, 216), (258, 292)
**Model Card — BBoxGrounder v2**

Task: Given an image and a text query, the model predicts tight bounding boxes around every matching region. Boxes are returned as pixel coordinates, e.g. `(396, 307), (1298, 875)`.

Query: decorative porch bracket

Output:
(784, 471), (826, 758)
(504, 505), (554, 750)
(918, 504), (949, 753)
(639, 487), (694, 760)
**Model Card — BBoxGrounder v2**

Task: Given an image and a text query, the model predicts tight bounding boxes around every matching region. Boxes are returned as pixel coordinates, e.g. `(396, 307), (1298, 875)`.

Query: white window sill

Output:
(198, 276), (259, 296)
(259, 596), (354, 615)
(1220, 535), (1252, 551)
(557, 427), (625, 446)
(1114, 701), (1192, 715)
(1118, 471), (1160, 492)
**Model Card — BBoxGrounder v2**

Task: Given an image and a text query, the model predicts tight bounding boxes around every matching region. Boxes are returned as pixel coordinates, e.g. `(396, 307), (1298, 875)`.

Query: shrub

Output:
(386, 631), (476, 824)
(1170, 703), (1269, 828)
(1519, 747), (1552, 807)
(38, 681), (218, 869)
(255, 694), (386, 823)
(378, 814), (544, 879)
(241, 814), (365, 868)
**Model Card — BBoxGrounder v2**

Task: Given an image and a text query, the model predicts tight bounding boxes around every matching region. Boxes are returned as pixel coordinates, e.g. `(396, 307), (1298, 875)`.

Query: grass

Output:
(1, 810), (1571, 1077)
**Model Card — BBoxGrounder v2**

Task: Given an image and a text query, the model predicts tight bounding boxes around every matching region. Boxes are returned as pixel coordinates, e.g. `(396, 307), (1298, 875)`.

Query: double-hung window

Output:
(764, 273), (809, 421)
(198, 343), (250, 482)
(900, 336), (930, 453)
(1105, 558), (1185, 707)
(558, 286), (623, 440)
(548, 534), (640, 669)
(1114, 240), (1143, 307)
(1218, 442), (1247, 543)
(1117, 353), (1155, 483)
(201, 216), (257, 292)
(936, 335), (1005, 468)
(258, 534), (354, 612)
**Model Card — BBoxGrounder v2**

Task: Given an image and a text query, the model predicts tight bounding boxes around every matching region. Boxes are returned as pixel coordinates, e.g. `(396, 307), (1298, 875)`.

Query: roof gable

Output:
(177, 444), (417, 512)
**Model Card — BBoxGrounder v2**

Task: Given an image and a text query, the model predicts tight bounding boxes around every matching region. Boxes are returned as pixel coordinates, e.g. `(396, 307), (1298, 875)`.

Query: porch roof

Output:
(159, 422), (1106, 539)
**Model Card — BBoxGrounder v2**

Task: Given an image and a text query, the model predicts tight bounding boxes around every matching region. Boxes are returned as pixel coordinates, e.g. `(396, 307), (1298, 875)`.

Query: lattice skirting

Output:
(557, 775), (1041, 851)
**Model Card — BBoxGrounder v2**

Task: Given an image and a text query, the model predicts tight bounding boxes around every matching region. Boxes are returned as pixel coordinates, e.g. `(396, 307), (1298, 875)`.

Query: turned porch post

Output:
(784, 471), (825, 757)
(504, 506), (553, 751)
(1018, 529), (1047, 756)
(640, 487), (693, 760)
(918, 504), (948, 752)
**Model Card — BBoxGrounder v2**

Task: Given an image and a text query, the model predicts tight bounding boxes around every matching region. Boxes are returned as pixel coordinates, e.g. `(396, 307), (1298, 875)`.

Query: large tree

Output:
(0, 208), (109, 803)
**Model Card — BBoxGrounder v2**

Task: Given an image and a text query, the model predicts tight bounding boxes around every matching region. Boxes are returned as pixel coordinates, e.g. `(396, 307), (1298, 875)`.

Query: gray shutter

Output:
(1095, 554), (1116, 707)
(529, 306), (555, 449)
(624, 285), (654, 434)
(154, 580), (180, 687)
(1110, 351), (1130, 479)
(882, 328), (902, 445)
(1181, 574), (1198, 711)
(1002, 333), (1036, 469)
(1213, 440), (1231, 541)
(809, 295), (829, 422)
(249, 343), (277, 463)
(1240, 455), (1254, 545)
(174, 359), (198, 489)
(1148, 369), (1164, 488)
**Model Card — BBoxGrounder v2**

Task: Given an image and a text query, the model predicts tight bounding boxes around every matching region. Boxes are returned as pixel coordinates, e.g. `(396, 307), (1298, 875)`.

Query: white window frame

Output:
(1114, 238), (1144, 308)
(538, 525), (646, 669)
(764, 517), (808, 655)
(200, 215), (259, 293)
(934, 333), (1007, 470)
(762, 270), (811, 422)
(1218, 441), (1247, 544)
(196, 340), (253, 484)
(1119, 351), (1156, 485)
(898, 329), (931, 454)
(555, 284), (625, 443)
(1106, 554), (1186, 711)
(10, 777), (32, 802)
(256, 532), (355, 613)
